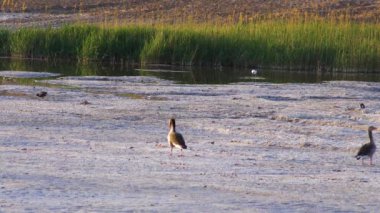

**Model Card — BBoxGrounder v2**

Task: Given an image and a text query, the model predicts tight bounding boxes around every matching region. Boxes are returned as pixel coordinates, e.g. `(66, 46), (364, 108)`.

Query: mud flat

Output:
(1, 73), (380, 212)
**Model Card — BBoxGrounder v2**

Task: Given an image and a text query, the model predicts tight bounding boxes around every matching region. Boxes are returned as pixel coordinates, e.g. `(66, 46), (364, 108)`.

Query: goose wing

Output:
(356, 143), (371, 157)
(169, 132), (187, 149)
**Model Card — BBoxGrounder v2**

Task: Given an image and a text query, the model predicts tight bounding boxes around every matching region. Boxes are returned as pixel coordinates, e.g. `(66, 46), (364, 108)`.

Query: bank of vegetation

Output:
(0, 19), (379, 72)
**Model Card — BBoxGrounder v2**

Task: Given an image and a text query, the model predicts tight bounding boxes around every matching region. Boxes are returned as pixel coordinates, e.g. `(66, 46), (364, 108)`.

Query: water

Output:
(1, 58), (380, 84)
(0, 12), (34, 21)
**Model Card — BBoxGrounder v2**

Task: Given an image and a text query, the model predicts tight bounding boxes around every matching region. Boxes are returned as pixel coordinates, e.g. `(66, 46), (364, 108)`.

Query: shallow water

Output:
(1, 58), (380, 84)
(0, 13), (34, 21)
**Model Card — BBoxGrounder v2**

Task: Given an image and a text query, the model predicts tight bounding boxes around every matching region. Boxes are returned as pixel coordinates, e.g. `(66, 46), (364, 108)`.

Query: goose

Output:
(36, 91), (47, 98)
(356, 126), (377, 165)
(167, 118), (187, 156)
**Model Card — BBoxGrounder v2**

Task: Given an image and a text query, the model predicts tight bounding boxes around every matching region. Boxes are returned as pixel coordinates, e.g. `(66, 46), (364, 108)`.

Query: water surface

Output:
(0, 12), (34, 21)
(1, 58), (380, 84)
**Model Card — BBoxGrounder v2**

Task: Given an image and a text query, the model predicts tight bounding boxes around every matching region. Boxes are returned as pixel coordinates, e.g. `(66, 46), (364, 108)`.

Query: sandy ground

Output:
(1, 72), (380, 212)
(0, 0), (379, 28)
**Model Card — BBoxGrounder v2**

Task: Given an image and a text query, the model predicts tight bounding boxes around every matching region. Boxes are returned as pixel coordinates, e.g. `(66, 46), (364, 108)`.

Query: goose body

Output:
(36, 91), (47, 98)
(167, 118), (187, 156)
(356, 126), (377, 165)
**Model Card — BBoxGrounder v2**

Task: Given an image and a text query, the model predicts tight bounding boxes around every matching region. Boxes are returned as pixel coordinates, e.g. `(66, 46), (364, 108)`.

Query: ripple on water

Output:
(0, 71), (60, 79)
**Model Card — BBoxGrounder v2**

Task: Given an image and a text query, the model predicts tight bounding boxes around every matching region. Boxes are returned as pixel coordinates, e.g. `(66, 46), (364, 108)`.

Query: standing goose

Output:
(356, 126), (377, 165)
(167, 118), (187, 156)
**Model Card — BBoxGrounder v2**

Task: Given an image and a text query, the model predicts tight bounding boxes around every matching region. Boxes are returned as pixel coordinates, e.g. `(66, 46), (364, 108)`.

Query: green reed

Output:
(0, 20), (379, 71)
(0, 29), (10, 56)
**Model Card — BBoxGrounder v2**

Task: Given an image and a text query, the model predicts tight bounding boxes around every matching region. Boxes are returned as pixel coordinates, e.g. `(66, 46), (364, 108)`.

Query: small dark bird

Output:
(36, 91), (47, 98)
(80, 100), (91, 105)
(167, 118), (187, 156)
(356, 126), (377, 165)
(360, 103), (365, 109)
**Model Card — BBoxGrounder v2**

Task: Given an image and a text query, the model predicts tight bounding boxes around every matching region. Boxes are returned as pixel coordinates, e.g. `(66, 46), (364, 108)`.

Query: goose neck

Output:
(369, 130), (375, 144)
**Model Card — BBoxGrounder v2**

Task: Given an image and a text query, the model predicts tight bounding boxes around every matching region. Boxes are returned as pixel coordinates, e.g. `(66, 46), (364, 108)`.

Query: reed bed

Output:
(1, 20), (379, 72)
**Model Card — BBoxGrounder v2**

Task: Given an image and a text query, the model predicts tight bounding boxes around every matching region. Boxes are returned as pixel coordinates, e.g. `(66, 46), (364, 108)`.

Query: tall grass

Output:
(9, 25), (98, 59)
(81, 26), (155, 62)
(0, 29), (10, 55)
(1, 20), (379, 72)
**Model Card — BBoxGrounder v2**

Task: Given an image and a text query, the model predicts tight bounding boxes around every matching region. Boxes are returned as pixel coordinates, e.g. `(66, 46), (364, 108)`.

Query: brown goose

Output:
(355, 126), (377, 165)
(167, 118), (187, 156)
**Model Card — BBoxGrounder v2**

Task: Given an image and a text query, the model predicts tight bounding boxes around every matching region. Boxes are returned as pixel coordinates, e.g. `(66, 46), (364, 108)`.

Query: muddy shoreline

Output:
(1, 73), (380, 211)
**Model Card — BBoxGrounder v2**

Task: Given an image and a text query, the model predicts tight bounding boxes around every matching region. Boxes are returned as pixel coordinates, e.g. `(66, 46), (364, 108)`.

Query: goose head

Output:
(368, 126), (377, 131)
(169, 118), (176, 129)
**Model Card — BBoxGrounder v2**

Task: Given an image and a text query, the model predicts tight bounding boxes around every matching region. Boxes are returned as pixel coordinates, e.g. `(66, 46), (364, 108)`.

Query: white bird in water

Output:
(251, 69), (258, 75)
